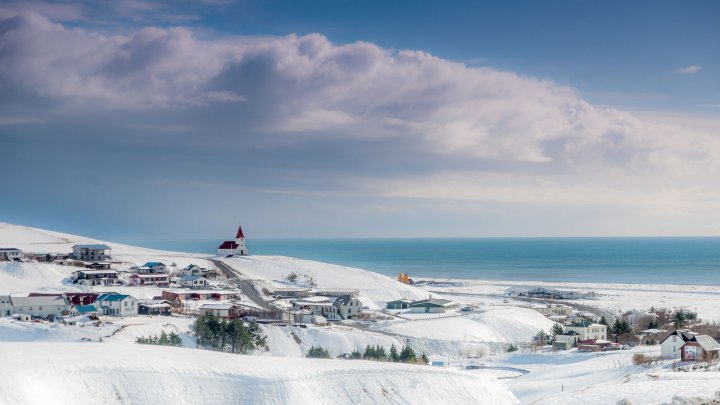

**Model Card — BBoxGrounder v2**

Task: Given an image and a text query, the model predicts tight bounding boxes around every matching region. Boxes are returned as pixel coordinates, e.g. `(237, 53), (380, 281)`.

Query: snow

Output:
(376, 307), (556, 344)
(4, 222), (720, 403)
(222, 255), (441, 307)
(0, 342), (519, 405)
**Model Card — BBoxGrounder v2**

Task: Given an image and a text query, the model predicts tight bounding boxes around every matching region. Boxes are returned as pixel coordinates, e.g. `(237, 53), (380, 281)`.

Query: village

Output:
(2, 226), (719, 373)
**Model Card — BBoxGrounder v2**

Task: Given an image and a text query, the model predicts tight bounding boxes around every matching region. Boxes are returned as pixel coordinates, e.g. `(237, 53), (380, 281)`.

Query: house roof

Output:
(660, 330), (697, 345)
(694, 335), (720, 352)
(73, 244), (111, 250)
(96, 293), (132, 302)
(11, 295), (67, 306)
(144, 262), (165, 267)
(236, 225), (245, 239)
(73, 269), (117, 275)
(218, 241), (239, 250)
(74, 304), (98, 313)
(0, 248), (21, 252)
(560, 331), (580, 336)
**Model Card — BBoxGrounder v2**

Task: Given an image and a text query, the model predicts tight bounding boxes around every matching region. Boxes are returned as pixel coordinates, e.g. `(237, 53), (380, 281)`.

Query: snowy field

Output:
(0, 342), (518, 405)
(3, 222), (720, 404)
(420, 278), (720, 322)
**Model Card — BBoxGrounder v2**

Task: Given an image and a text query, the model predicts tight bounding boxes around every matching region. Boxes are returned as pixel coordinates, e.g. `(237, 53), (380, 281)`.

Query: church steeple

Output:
(235, 225), (245, 240)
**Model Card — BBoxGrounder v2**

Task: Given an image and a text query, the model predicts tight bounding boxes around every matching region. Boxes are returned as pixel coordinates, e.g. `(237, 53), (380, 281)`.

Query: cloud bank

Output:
(1, 10), (719, 237)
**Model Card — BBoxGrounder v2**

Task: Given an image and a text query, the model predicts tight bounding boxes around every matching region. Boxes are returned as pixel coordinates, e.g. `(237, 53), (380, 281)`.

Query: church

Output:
(217, 225), (248, 256)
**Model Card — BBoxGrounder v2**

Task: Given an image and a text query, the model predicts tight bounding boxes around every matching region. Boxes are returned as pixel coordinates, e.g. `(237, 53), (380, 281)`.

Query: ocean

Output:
(115, 237), (720, 285)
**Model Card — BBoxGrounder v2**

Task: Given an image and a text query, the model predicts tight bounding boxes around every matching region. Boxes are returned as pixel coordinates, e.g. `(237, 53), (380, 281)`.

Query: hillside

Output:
(0, 342), (518, 405)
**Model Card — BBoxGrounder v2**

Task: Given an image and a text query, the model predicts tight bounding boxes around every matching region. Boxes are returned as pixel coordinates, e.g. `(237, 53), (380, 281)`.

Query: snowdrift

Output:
(0, 342), (518, 405)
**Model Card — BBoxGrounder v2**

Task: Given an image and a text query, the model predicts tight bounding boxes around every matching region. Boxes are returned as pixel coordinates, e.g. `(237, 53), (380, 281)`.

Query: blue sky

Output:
(1, 0), (719, 240)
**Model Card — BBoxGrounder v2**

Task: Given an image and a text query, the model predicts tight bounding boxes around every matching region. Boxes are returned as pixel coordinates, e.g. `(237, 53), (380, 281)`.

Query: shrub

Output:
(307, 346), (332, 359)
(507, 344), (519, 353)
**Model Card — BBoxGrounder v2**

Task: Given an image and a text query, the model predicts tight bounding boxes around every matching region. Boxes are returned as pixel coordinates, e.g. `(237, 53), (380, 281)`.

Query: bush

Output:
(632, 353), (661, 366)
(307, 346), (332, 359)
(507, 344), (519, 353)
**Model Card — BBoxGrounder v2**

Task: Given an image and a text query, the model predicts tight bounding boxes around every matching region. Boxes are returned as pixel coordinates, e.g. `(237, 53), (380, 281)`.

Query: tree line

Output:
(136, 330), (183, 347)
(307, 344), (429, 364)
(194, 313), (267, 354)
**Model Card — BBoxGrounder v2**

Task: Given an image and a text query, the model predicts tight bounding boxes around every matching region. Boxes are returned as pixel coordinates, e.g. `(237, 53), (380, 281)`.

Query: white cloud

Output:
(2, 10), (720, 233)
(675, 65), (702, 75)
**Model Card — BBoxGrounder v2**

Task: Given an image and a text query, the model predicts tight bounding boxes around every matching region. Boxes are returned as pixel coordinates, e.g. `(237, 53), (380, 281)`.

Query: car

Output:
(460, 306), (473, 312)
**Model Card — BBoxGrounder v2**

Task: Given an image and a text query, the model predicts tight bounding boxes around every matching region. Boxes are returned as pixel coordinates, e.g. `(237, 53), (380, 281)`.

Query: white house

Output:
(0, 248), (23, 261)
(178, 275), (209, 288)
(129, 273), (170, 287)
(131, 262), (167, 274)
(217, 225), (248, 256)
(71, 269), (118, 286)
(533, 304), (573, 317)
(199, 303), (239, 319)
(95, 293), (138, 317)
(292, 294), (363, 320)
(553, 331), (581, 349)
(10, 295), (70, 319)
(660, 330), (697, 359)
(564, 321), (607, 341)
(71, 244), (112, 262)
(409, 298), (456, 313)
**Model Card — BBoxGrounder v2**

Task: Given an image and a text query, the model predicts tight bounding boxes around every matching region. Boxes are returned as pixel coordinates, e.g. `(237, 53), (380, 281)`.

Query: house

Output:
(71, 244), (112, 261)
(534, 304), (573, 317)
(71, 269), (118, 286)
(85, 262), (111, 269)
(178, 275), (209, 289)
(660, 330), (720, 361)
(10, 294), (70, 320)
(0, 248), (23, 261)
(180, 264), (205, 277)
(25, 252), (69, 262)
(386, 299), (413, 310)
(0, 295), (12, 317)
(217, 225), (248, 256)
(129, 273), (170, 287)
(564, 321), (607, 341)
(199, 303), (240, 319)
(131, 262), (167, 274)
(553, 331), (581, 349)
(95, 293), (138, 317)
(138, 299), (172, 315)
(409, 298), (455, 313)
(292, 294), (363, 320)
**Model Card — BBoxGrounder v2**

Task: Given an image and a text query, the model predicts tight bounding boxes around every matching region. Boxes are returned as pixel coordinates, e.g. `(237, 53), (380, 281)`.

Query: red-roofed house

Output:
(217, 225), (248, 256)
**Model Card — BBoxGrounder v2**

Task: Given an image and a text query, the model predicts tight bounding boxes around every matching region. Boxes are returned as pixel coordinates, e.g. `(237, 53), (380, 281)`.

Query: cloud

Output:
(2, 10), (720, 236)
(675, 65), (702, 75)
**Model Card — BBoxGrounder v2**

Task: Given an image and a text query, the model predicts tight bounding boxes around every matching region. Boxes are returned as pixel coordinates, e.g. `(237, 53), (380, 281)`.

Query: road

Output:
(210, 259), (272, 310)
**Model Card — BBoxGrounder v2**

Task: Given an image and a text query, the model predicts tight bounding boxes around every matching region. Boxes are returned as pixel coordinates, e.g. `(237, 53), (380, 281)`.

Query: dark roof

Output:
(568, 321), (594, 328)
(73, 244), (111, 250)
(660, 330), (697, 345)
(144, 262), (164, 267)
(218, 241), (239, 249)
(560, 331), (580, 335)
(236, 225), (245, 239)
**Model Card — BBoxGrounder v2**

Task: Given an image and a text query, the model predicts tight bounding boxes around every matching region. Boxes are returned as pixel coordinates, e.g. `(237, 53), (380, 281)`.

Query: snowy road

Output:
(211, 258), (272, 310)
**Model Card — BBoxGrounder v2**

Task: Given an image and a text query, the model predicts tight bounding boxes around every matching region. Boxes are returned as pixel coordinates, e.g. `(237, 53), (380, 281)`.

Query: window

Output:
(39, 307), (43, 310)
(673, 336), (677, 342)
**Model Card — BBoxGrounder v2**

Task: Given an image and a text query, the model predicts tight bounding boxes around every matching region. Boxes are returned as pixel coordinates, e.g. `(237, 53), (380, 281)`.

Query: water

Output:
(115, 237), (720, 285)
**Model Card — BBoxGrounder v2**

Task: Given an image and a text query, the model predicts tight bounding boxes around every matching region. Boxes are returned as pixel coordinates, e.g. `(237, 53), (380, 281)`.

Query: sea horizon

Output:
(115, 237), (720, 286)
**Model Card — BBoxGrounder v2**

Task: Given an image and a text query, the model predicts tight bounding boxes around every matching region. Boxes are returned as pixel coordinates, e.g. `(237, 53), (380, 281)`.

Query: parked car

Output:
(460, 306), (473, 312)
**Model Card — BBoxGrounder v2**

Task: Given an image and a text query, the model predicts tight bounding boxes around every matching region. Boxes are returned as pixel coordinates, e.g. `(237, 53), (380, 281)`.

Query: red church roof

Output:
(218, 241), (239, 250)
(236, 225), (245, 239)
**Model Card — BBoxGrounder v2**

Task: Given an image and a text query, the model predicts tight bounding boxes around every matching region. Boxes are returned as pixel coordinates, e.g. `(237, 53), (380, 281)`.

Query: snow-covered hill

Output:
(0, 342), (518, 405)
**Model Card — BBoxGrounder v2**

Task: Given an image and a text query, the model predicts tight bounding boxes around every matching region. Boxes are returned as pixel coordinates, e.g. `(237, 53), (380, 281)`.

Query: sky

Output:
(1, 0), (719, 240)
